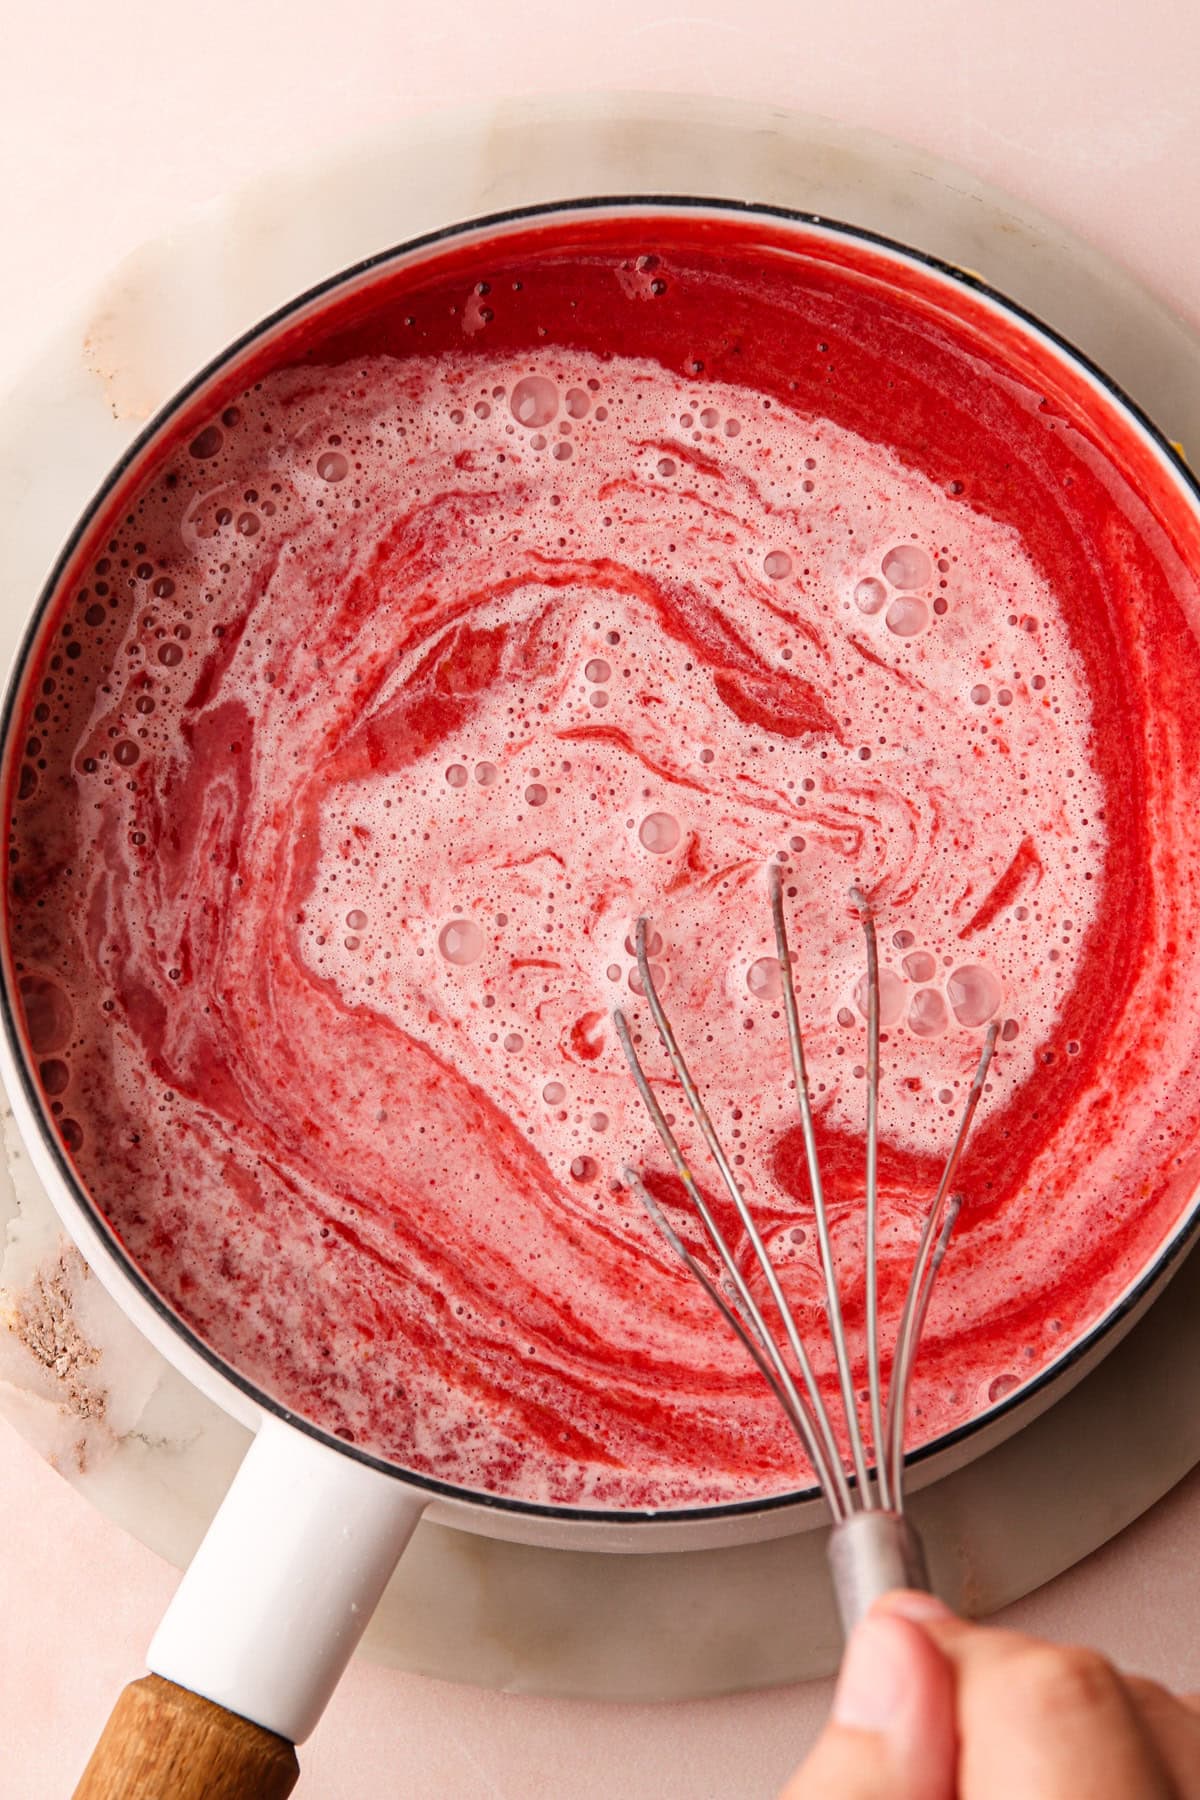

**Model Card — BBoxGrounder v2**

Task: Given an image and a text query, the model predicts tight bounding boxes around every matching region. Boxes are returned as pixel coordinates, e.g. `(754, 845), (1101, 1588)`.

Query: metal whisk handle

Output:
(827, 1511), (932, 1636)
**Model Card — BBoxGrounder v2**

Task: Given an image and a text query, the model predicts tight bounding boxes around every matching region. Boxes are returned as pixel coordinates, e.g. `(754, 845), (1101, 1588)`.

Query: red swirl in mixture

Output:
(9, 217), (1200, 1506)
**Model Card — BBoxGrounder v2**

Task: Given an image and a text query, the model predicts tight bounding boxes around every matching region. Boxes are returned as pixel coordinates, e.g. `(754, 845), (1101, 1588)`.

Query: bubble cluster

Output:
(7, 330), (1119, 1511)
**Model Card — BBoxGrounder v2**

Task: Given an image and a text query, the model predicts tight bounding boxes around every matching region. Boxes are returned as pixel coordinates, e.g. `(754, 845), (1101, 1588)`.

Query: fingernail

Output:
(878, 1590), (954, 1624)
(833, 1614), (911, 1732)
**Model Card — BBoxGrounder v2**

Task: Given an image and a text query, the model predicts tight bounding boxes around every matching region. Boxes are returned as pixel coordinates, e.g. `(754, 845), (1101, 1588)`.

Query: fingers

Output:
(784, 1593), (1197, 1800)
(881, 1594), (1175, 1800)
(778, 1609), (956, 1800)
(1124, 1676), (1200, 1798)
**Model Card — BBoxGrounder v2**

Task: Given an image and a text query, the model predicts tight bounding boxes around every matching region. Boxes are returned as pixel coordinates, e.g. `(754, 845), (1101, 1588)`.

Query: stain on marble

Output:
(10, 1252), (107, 1460)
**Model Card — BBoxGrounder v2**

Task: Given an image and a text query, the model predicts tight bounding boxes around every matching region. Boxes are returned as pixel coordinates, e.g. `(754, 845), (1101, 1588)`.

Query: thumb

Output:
(780, 1606), (957, 1800)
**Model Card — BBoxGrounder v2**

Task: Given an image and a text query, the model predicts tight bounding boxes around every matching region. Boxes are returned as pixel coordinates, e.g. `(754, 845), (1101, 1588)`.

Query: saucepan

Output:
(3, 198), (1200, 1798)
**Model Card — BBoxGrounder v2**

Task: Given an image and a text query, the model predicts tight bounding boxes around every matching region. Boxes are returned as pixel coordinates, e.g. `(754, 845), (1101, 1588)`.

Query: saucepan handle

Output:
(72, 1416), (425, 1797)
(73, 1675), (299, 1799)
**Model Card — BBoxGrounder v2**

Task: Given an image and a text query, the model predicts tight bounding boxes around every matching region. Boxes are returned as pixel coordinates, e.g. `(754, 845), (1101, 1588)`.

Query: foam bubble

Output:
(189, 426), (223, 459)
(854, 967), (906, 1028)
(886, 596), (929, 637)
(883, 544), (932, 589)
(908, 987), (948, 1037)
(947, 964), (1003, 1027)
(510, 376), (558, 428)
(854, 577), (888, 614)
(638, 812), (680, 854)
(39, 1057), (70, 1096)
(438, 919), (484, 965)
(19, 976), (72, 1054)
(746, 956), (782, 999)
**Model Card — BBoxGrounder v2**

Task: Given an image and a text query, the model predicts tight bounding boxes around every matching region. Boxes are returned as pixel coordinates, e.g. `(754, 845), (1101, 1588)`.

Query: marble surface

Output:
(5, 3), (1200, 1795)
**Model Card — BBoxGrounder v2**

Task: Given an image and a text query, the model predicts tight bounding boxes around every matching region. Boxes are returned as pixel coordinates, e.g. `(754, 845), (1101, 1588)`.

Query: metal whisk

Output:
(613, 864), (997, 1634)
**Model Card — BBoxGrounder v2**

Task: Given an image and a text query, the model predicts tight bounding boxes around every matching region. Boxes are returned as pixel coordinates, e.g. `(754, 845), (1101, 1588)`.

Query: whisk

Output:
(613, 864), (998, 1634)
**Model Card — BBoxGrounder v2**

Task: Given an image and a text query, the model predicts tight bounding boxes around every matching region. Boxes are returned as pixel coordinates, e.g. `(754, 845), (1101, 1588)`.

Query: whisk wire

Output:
(615, 877), (998, 1534)
(622, 1164), (816, 1452)
(850, 886), (893, 1512)
(612, 1008), (849, 1513)
(884, 1021), (999, 1497)
(631, 918), (854, 1510)
(887, 1193), (962, 1503)
(769, 864), (874, 1505)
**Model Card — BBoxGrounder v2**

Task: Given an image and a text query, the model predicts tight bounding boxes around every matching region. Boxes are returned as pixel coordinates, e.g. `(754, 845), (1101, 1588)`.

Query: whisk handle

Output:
(827, 1511), (931, 1636)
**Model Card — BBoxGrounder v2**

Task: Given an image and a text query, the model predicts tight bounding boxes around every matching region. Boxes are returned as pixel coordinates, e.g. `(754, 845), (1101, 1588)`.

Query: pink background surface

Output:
(4, 2), (1200, 1794)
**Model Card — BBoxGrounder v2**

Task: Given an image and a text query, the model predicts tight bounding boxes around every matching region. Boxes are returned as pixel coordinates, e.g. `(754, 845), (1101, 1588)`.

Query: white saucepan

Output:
(2, 198), (1198, 1798)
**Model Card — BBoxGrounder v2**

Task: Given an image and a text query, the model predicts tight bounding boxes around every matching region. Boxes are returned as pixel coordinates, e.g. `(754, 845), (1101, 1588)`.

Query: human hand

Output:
(781, 1591), (1200, 1798)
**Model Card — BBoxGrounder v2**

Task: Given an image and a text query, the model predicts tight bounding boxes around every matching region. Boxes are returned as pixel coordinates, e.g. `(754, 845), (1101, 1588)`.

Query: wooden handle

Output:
(73, 1675), (300, 1799)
